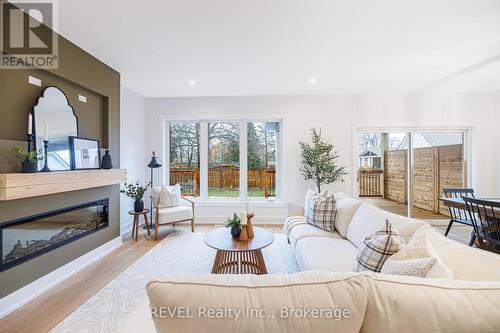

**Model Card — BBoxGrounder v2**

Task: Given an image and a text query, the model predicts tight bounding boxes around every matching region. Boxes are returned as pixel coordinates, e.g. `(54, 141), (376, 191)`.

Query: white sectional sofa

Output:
(117, 197), (500, 333)
(284, 198), (500, 281)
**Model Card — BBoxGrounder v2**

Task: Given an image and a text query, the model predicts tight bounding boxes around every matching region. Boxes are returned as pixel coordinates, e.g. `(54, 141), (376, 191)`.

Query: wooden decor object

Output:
(0, 169), (127, 201)
(246, 213), (255, 238)
(239, 224), (248, 241)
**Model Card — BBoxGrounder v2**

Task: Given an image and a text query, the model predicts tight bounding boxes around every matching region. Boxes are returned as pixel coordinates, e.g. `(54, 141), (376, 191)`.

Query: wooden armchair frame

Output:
(151, 195), (195, 240)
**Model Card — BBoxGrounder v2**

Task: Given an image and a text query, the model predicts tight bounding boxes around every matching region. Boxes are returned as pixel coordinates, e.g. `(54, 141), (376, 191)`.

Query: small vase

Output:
(246, 213), (254, 239)
(101, 150), (113, 169)
(134, 199), (144, 212)
(21, 161), (38, 173)
(239, 225), (248, 241)
(231, 226), (241, 238)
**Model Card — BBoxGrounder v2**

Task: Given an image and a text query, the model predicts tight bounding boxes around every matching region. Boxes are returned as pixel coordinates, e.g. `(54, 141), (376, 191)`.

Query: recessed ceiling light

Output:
(189, 80), (196, 85)
(309, 78), (316, 84)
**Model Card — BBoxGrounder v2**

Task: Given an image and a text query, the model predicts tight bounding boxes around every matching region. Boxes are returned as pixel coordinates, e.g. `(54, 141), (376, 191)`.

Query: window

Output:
(167, 120), (282, 200)
(208, 122), (240, 197)
(247, 122), (279, 197)
(169, 122), (200, 196)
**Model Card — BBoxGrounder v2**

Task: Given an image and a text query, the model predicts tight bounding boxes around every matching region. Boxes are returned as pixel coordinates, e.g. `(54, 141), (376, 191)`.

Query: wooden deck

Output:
(362, 198), (448, 221)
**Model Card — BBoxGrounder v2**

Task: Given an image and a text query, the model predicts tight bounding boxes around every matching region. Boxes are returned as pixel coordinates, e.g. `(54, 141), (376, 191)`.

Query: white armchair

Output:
(151, 187), (195, 240)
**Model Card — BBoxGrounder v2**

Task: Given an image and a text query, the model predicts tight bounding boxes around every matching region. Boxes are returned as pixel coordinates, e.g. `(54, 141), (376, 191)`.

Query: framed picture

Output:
(69, 136), (101, 170)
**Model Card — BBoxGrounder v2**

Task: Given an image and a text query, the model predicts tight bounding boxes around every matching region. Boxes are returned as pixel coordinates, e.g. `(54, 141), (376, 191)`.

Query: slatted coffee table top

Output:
(204, 227), (274, 252)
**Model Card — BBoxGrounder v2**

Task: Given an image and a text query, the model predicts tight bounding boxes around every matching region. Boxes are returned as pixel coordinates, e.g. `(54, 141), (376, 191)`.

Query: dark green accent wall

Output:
(0, 28), (121, 296)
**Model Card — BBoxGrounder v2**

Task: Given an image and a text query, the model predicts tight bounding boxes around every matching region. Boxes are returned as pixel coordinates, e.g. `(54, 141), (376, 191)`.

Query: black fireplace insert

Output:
(0, 199), (109, 272)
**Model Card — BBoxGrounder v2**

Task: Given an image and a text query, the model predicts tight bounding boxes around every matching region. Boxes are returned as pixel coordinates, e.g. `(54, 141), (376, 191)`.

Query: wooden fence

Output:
(170, 165), (276, 197)
(359, 169), (383, 197)
(358, 144), (463, 215)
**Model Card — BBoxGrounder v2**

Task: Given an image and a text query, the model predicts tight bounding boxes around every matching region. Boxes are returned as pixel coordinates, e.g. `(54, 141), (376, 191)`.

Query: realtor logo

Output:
(1, 0), (58, 69)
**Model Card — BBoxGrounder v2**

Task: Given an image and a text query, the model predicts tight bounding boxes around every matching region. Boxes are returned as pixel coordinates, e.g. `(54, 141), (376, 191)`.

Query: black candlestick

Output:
(27, 134), (34, 153)
(41, 140), (52, 172)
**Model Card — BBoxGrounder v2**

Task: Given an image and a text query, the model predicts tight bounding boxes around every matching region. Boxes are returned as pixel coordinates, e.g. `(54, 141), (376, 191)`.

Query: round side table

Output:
(128, 209), (151, 241)
(204, 227), (274, 274)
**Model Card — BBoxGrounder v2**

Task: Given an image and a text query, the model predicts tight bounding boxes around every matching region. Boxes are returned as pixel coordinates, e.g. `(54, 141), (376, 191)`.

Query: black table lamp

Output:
(146, 151), (162, 229)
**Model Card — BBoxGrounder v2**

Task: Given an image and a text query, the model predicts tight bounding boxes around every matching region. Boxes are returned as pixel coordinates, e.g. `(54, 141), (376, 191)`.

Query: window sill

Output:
(188, 198), (286, 208)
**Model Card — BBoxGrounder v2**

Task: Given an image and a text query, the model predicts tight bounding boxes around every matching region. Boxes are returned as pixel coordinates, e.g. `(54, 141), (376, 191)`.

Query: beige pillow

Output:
(147, 272), (368, 333)
(334, 198), (363, 237)
(382, 235), (454, 279)
(381, 237), (436, 277)
(362, 273), (500, 333)
(159, 184), (181, 208)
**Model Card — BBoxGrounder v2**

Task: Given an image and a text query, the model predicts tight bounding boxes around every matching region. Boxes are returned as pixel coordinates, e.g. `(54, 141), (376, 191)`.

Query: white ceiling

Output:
(56, 0), (500, 97)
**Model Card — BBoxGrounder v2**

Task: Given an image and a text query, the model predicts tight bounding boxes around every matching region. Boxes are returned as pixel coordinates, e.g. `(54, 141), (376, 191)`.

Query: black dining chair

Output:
(463, 197), (500, 253)
(443, 188), (475, 245)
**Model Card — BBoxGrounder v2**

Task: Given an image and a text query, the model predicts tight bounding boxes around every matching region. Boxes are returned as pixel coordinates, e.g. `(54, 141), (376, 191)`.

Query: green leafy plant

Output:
(225, 212), (241, 228)
(11, 147), (43, 163)
(299, 128), (348, 192)
(120, 181), (151, 201)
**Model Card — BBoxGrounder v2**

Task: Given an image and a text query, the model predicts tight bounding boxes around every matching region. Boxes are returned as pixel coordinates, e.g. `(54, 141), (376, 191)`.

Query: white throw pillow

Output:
(334, 198), (363, 237)
(381, 234), (454, 279)
(333, 192), (346, 201)
(381, 236), (436, 278)
(304, 189), (328, 216)
(159, 184), (181, 208)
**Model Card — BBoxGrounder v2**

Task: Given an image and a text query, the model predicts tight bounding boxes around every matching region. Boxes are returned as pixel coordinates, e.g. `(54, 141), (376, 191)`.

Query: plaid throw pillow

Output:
(356, 220), (406, 273)
(306, 194), (337, 232)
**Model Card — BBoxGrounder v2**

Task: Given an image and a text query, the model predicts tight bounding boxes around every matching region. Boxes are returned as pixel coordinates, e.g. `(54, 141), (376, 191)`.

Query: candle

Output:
(245, 203), (250, 214)
(44, 122), (48, 140)
(240, 211), (246, 224)
(28, 114), (32, 135)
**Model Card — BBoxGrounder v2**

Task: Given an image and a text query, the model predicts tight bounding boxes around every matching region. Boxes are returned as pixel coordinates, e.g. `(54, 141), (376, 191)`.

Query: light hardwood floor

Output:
(0, 222), (468, 333)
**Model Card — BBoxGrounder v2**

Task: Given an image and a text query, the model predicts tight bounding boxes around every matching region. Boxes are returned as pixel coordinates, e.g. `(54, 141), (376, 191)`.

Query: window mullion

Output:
(200, 121), (209, 200)
(240, 121), (248, 200)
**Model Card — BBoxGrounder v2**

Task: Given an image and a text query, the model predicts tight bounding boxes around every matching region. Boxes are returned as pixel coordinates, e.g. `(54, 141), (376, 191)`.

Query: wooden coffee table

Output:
(204, 227), (274, 274)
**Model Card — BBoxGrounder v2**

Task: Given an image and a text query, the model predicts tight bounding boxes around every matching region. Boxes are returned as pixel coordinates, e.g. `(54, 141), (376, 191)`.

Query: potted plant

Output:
(120, 181), (151, 212)
(11, 147), (43, 173)
(299, 128), (348, 192)
(225, 212), (242, 238)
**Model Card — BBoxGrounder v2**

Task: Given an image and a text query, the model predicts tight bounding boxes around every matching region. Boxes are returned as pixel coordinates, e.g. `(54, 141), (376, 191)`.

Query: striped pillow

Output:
(306, 194), (337, 232)
(356, 220), (406, 273)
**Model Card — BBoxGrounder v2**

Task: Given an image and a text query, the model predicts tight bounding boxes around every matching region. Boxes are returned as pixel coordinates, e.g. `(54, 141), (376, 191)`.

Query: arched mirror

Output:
(33, 87), (78, 171)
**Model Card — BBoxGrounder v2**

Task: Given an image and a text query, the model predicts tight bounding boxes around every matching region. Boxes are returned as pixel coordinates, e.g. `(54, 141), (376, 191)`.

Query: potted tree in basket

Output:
(299, 128), (348, 192)
(11, 147), (43, 173)
(120, 181), (151, 212)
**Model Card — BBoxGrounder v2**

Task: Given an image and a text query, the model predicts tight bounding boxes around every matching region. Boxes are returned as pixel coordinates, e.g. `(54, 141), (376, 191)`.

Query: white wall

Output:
(146, 93), (500, 223)
(120, 86), (147, 233)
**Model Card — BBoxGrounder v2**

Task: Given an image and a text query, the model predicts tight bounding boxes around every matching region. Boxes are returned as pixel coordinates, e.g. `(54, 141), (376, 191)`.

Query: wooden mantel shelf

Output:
(0, 169), (127, 201)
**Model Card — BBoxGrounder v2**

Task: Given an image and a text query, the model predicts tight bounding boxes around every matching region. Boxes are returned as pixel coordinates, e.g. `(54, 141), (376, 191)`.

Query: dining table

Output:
(439, 197), (500, 213)
(440, 197), (500, 252)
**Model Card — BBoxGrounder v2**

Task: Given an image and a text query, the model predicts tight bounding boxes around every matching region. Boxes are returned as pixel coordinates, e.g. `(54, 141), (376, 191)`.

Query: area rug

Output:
(50, 232), (299, 333)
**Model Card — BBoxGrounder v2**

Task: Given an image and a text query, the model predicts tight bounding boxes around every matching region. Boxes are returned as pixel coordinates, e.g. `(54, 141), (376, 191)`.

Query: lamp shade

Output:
(148, 151), (162, 168)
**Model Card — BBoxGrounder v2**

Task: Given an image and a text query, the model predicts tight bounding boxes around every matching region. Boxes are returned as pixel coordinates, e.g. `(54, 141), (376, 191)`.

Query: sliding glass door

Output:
(358, 131), (409, 217)
(357, 129), (467, 220)
(411, 131), (465, 218)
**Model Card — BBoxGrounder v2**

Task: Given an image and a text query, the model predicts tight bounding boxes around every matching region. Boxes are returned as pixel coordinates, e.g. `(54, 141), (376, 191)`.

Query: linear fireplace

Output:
(0, 199), (109, 272)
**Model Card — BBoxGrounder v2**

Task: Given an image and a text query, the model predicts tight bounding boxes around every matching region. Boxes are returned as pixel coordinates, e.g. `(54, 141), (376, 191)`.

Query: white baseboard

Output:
(121, 219), (134, 235)
(0, 236), (123, 319)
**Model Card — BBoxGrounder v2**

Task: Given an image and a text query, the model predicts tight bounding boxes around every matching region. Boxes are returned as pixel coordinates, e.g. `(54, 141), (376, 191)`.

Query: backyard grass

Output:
(207, 188), (267, 197)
